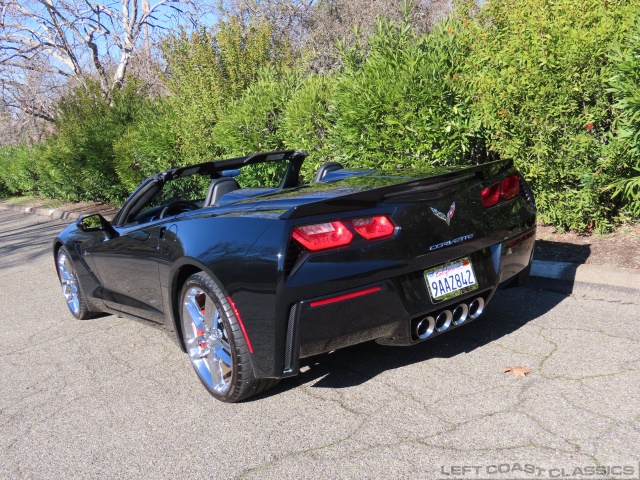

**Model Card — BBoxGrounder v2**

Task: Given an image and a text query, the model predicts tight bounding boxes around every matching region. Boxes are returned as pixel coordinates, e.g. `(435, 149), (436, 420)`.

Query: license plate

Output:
(425, 257), (478, 302)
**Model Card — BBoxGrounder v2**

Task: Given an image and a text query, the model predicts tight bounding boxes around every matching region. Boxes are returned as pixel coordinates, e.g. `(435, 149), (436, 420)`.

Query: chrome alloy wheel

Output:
(57, 250), (80, 315)
(182, 287), (233, 394)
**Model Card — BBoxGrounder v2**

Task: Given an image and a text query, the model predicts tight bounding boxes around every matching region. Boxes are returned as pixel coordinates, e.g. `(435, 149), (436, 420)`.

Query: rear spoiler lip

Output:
(280, 158), (514, 220)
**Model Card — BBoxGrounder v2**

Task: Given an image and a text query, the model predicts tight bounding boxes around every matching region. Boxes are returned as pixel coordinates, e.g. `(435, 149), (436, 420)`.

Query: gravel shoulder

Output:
(534, 224), (640, 269)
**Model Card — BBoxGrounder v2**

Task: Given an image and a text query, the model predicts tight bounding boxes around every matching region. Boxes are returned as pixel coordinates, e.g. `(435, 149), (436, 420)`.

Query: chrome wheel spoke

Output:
(187, 336), (210, 359)
(197, 359), (214, 386)
(70, 285), (80, 312)
(213, 344), (232, 368)
(61, 281), (71, 300)
(186, 335), (207, 348)
(184, 292), (208, 333)
(190, 347), (211, 359)
(58, 261), (71, 281)
(208, 356), (224, 389)
(211, 309), (220, 332)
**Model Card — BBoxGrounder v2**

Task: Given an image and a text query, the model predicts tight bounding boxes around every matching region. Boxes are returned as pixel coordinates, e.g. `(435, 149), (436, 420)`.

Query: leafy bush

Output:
(113, 99), (180, 192)
(211, 68), (301, 186)
(162, 29), (225, 164)
(162, 16), (294, 164)
(457, 0), (640, 231)
(329, 17), (476, 170)
(607, 17), (640, 216)
(38, 80), (148, 203)
(0, 143), (42, 196)
(213, 68), (300, 154)
(281, 73), (336, 181)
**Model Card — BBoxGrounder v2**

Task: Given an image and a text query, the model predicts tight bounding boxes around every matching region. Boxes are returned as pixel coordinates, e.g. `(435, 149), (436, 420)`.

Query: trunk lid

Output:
(276, 159), (513, 220)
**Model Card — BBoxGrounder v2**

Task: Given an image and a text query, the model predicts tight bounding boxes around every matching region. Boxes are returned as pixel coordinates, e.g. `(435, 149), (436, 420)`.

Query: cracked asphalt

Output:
(1, 211), (639, 480)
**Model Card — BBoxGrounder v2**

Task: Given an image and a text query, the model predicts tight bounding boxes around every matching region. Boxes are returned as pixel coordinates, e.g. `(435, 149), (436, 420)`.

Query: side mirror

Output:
(77, 214), (118, 238)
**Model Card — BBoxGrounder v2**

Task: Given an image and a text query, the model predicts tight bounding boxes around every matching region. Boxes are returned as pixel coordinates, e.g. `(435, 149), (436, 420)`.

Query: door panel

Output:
(89, 223), (165, 322)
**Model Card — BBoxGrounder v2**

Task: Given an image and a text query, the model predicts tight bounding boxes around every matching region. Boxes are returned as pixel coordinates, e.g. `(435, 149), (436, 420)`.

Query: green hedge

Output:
(456, 0), (640, 231)
(212, 68), (301, 157)
(281, 73), (336, 181)
(42, 80), (149, 203)
(329, 18), (476, 170)
(113, 100), (180, 193)
(0, 143), (42, 196)
(607, 18), (640, 216)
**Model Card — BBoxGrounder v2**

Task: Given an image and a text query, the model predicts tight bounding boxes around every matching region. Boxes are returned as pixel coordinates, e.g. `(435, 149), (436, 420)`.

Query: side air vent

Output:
(283, 304), (300, 376)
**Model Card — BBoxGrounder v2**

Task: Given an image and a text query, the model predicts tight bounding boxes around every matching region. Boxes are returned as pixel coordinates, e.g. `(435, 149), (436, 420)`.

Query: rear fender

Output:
(167, 220), (285, 379)
(168, 258), (229, 352)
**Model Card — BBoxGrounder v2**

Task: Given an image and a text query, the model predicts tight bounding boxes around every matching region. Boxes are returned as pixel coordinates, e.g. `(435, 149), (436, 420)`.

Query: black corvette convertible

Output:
(54, 150), (536, 402)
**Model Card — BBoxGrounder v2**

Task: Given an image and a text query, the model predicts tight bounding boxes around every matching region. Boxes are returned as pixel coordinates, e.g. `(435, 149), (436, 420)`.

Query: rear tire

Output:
(179, 272), (278, 402)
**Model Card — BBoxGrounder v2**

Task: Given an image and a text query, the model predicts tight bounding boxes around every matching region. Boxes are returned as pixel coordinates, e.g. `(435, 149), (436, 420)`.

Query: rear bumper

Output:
(281, 227), (535, 376)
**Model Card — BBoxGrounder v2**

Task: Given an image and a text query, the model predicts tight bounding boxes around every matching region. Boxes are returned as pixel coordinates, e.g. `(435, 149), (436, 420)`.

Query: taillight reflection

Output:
(349, 215), (395, 240)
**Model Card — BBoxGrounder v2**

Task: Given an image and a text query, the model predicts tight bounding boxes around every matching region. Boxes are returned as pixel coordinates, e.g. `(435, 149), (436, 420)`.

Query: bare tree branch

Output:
(0, 0), (194, 125)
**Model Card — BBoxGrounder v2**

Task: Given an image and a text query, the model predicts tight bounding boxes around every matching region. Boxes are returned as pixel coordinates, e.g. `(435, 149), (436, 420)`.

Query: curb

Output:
(0, 202), (115, 221)
(531, 259), (640, 290)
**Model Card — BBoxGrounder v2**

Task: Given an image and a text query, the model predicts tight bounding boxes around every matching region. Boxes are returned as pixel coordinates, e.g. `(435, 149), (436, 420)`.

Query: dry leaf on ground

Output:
(501, 366), (533, 377)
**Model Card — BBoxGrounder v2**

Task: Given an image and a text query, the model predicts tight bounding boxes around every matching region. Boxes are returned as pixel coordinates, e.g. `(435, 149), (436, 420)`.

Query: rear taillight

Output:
(500, 175), (520, 200)
(291, 215), (396, 252)
(348, 215), (395, 240)
(481, 174), (521, 208)
(480, 184), (501, 208)
(292, 221), (353, 251)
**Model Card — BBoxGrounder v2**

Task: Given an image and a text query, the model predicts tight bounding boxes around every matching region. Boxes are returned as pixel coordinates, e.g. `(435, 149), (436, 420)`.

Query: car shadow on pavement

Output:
(0, 213), (68, 270)
(256, 282), (566, 400)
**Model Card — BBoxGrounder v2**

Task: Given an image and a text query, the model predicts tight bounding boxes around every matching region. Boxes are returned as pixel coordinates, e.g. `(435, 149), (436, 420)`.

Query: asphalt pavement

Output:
(0, 210), (638, 480)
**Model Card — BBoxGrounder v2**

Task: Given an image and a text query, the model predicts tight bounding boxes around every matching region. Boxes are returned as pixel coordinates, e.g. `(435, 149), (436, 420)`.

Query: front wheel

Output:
(179, 272), (278, 402)
(56, 246), (95, 320)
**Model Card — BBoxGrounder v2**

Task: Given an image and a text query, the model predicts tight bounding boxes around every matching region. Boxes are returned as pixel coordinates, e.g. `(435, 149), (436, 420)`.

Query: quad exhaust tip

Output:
(435, 310), (452, 332)
(452, 303), (469, 326)
(469, 297), (485, 319)
(414, 295), (486, 340)
(416, 316), (435, 339)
